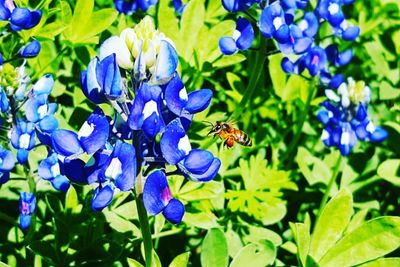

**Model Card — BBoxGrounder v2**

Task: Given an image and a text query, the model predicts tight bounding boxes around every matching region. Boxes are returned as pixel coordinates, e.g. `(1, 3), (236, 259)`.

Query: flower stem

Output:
(314, 154), (342, 230)
(135, 193), (153, 267)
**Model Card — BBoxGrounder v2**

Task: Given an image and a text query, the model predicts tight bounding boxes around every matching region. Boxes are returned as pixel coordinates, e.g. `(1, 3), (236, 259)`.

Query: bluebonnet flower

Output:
(114, 0), (157, 14)
(318, 78), (388, 155)
(143, 170), (185, 224)
(25, 94), (58, 133)
(19, 192), (36, 230)
(172, 0), (186, 14)
(38, 153), (70, 192)
(219, 18), (254, 55)
(0, 145), (15, 184)
(11, 120), (36, 164)
(19, 40), (41, 58)
(0, 0), (42, 31)
(0, 86), (9, 113)
(222, 0), (258, 12)
(50, 16), (220, 224)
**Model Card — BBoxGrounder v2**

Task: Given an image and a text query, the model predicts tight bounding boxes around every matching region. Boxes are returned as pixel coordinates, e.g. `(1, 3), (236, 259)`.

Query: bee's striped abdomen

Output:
(235, 130), (252, 147)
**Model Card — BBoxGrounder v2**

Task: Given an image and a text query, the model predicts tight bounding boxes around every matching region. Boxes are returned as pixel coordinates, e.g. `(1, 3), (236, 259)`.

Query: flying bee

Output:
(206, 121), (252, 148)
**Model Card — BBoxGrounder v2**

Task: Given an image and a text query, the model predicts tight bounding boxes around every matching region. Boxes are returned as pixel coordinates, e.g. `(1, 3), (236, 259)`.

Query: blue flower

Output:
(128, 82), (165, 138)
(52, 108), (109, 159)
(0, 145), (15, 184)
(160, 118), (221, 181)
(30, 74), (55, 97)
(260, 3), (287, 40)
(25, 94), (58, 133)
(219, 18), (254, 55)
(325, 44), (353, 67)
(38, 153), (70, 192)
(143, 170), (185, 224)
(91, 141), (137, 211)
(0, 86), (9, 113)
(19, 192), (36, 230)
(0, 1), (42, 31)
(114, 0), (157, 14)
(19, 40), (41, 58)
(276, 25), (313, 55)
(172, 0), (186, 14)
(222, 0), (257, 12)
(10, 120), (36, 163)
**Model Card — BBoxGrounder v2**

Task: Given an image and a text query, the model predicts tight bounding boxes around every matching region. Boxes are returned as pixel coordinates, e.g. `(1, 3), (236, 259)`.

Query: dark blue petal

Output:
(0, 2), (11, 21)
(51, 175), (70, 192)
(96, 54), (122, 99)
(336, 49), (353, 66)
(186, 158), (221, 182)
(0, 171), (10, 184)
(222, 0), (239, 12)
(235, 18), (254, 51)
(62, 159), (87, 183)
(185, 89), (212, 114)
(164, 74), (187, 116)
(153, 40), (179, 84)
(10, 8), (30, 27)
(78, 108), (109, 154)
(160, 118), (190, 165)
(182, 149), (214, 174)
(19, 40), (41, 58)
(328, 9), (344, 27)
(17, 149), (29, 164)
(275, 24), (291, 43)
(219, 37), (238, 55)
(162, 199), (185, 224)
(51, 130), (84, 157)
(355, 104), (367, 121)
(92, 185), (114, 212)
(329, 74), (344, 89)
(24, 10), (41, 29)
(107, 142), (136, 191)
(81, 58), (107, 104)
(143, 170), (171, 215)
(281, 57), (294, 73)
(19, 214), (31, 230)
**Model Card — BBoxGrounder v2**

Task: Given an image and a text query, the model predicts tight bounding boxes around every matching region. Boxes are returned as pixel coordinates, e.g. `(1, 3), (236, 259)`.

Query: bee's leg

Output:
(224, 137), (235, 149)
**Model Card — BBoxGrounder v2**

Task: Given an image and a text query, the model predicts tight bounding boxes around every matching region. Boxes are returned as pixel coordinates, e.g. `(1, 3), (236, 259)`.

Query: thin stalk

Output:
(230, 37), (267, 120)
(134, 192), (153, 267)
(314, 154), (342, 230)
(281, 82), (316, 162)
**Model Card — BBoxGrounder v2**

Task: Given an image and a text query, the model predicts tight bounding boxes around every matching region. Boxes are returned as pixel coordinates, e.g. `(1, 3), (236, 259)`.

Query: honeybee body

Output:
(208, 121), (252, 148)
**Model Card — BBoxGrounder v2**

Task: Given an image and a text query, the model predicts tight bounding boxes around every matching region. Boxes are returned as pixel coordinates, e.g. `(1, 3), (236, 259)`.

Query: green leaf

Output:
(230, 241), (277, 267)
(201, 228), (229, 267)
(60, 0), (72, 26)
(212, 54), (246, 68)
(28, 241), (57, 265)
(269, 54), (286, 98)
(169, 252), (191, 267)
(358, 258), (400, 267)
(179, 0), (205, 62)
(225, 229), (243, 257)
(128, 258), (144, 267)
(296, 147), (332, 186)
(157, 0), (180, 44)
(290, 222), (310, 267)
(183, 211), (219, 229)
(319, 216), (400, 267)
(377, 159), (400, 186)
(178, 181), (224, 202)
(379, 80), (400, 100)
(68, 0), (94, 39)
(65, 185), (78, 210)
(310, 188), (353, 261)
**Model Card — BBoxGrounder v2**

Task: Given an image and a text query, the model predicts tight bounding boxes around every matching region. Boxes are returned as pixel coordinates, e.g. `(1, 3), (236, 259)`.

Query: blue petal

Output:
(342, 26), (360, 41)
(275, 24), (291, 43)
(78, 108), (109, 155)
(370, 127), (388, 142)
(281, 57), (294, 73)
(32, 74), (54, 96)
(329, 74), (344, 89)
(336, 49), (353, 66)
(39, 115), (58, 133)
(294, 37), (312, 54)
(185, 158), (221, 182)
(302, 12), (319, 37)
(219, 37), (238, 55)
(51, 129), (84, 158)
(51, 175), (70, 192)
(182, 149), (214, 174)
(96, 54), (123, 99)
(24, 10), (41, 29)
(260, 3), (283, 38)
(222, 0), (239, 12)
(81, 58), (107, 104)
(19, 214), (31, 230)
(153, 40), (179, 84)
(160, 118), (190, 165)
(38, 153), (58, 180)
(164, 73), (187, 116)
(0, 171), (10, 184)
(235, 18), (254, 51)
(62, 159), (87, 183)
(185, 89), (212, 114)
(19, 40), (41, 58)
(10, 8), (30, 27)
(355, 104), (367, 121)
(0, 147), (15, 171)
(143, 170), (171, 215)
(17, 149), (29, 164)
(0, 2), (11, 21)
(162, 199), (185, 224)
(317, 110), (330, 125)
(328, 9), (345, 27)
(111, 142), (137, 191)
(92, 185), (114, 212)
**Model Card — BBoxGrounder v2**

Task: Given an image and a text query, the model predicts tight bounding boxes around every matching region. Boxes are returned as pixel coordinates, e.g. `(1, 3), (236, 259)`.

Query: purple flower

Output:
(19, 192), (36, 230)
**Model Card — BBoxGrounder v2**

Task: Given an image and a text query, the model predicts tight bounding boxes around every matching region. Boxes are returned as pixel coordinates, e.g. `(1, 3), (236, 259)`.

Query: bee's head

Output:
(208, 121), (222, 135)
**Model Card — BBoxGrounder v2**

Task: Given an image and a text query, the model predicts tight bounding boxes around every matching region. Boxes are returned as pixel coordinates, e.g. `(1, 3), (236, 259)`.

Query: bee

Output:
(206, 121), (252, 148)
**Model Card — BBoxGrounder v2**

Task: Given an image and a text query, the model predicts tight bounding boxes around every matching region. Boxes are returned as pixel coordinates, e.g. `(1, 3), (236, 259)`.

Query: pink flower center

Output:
(21, 202), (29, 214)
(312, 55), (319, 65)
(161, 187), (172, 204)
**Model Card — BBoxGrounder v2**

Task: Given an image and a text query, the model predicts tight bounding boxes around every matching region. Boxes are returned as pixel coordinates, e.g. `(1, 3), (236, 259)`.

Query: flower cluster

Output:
(51, 16), (220, 224)
(0, 0), (42, 31)
(317, 78), (387, 155)
(114, 0), (157, 14)
(220, 0), (360, 87)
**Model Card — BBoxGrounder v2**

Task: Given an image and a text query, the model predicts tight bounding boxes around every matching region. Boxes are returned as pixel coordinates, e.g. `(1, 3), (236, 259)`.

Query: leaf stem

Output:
(230, 37), (267, 120)
(314, 154), (342, 230)
(135, 192), (153, 267)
